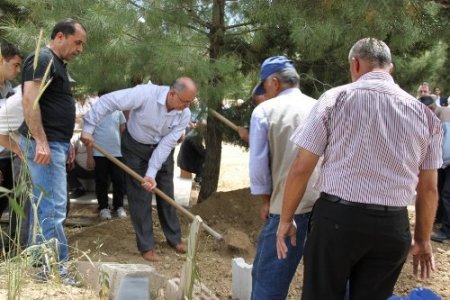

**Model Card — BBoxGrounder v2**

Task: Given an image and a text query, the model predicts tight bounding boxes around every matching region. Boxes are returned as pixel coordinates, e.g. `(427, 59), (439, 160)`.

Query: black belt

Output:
(320, 192), (406, 212)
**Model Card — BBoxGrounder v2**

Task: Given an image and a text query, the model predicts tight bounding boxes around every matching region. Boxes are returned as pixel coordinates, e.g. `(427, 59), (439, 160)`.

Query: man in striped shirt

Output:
(276, 38), (443, 299)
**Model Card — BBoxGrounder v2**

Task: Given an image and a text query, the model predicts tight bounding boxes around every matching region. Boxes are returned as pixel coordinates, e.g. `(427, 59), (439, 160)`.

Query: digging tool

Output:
(208, 108), (239, 132)
(92, 142), (223, 241)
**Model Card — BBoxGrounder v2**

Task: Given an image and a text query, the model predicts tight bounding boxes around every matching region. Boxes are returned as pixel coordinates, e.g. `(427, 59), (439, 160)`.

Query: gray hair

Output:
(348, 38), (392, 68)
(270, 68), (300, 90)
(170, 79), (187, 93)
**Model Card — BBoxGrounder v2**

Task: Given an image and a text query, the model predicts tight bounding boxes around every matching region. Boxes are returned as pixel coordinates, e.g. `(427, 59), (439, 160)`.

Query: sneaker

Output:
(431, 230), (450, 243)
(60, 265), (82, 287)
(99, 208), (112, 220)
(61, 272), (82, 287)
(116, 207), (127, 218)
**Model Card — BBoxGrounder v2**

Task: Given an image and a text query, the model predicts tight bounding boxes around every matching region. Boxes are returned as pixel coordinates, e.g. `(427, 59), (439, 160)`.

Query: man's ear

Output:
(351, 57), (360, 73)
(388, 63), (394, 74)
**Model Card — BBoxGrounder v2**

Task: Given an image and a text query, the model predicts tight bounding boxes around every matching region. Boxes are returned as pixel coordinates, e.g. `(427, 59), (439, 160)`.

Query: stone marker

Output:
(232, 257), (253, 300)
(116, 275), (150, 300)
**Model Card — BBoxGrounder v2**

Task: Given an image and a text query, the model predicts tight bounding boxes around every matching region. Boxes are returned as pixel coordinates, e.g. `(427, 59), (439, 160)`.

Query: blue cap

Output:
(253, 56), (295, 96)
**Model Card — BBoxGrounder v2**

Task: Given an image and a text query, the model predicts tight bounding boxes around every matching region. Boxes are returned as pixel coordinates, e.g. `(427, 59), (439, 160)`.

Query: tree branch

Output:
(224, 21), (255, 30)
(180, 4), (212, 30)
(186, 24), (208, 35)
(225, 27), (261, 36)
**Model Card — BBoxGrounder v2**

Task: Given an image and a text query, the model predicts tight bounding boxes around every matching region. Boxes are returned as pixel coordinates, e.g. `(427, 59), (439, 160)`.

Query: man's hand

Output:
(410, 239), (435, 279)
(142, 176), (157, 192)
(34, 140), (51, 165)
(237, 126), (249, 143)
(10, 140), (23, 160)
(80, 132), (94, 147)
(86, 155), (95, 170)
(260, 195), (270, 221)
(67, 143), (75, 165)
(276, 219), (297, 259)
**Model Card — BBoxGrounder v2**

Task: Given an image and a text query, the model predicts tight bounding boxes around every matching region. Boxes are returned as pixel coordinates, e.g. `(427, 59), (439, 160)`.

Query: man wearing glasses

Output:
(82, 77), (197, 261)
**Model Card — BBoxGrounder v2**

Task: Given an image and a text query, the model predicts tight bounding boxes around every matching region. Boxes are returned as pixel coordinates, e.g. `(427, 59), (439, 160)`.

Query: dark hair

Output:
(419, 96), (435, 107)
(1, 43), (23, 61)
(50, 18), (86, 39)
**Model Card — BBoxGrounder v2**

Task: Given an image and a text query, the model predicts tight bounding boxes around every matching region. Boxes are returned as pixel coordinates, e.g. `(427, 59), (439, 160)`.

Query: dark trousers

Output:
(302, 197), (411, 300)
(94, 156), (125, 211)
(67, 162), (95, 190)
(0, 157), (13, 216)
(437, 167), (450, 235)
(121, 130), (181, 252)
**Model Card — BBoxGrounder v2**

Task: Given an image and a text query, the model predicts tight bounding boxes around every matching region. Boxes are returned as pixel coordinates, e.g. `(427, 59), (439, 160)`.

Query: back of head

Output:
(348, 38), (392, 68)
(51, 18), (86, 39)
(171, 77), (197, 95)
(0, 42), (23, 61)
(271, 67), (300, 90)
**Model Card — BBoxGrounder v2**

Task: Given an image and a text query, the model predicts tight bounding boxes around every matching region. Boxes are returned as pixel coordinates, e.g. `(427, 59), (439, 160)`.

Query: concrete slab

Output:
(76, 261), (166, 299)
(232, 257), (253, 300)
(116, 275), (150, 300)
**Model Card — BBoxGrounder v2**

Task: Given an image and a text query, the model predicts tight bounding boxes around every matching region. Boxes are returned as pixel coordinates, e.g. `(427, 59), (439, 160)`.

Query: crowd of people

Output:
(0, 18), (448, 299)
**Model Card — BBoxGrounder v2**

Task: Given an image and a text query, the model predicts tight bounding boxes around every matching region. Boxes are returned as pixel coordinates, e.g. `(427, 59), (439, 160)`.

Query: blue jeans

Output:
(20, 136), (70, 262)
(251, 213), (310, 300)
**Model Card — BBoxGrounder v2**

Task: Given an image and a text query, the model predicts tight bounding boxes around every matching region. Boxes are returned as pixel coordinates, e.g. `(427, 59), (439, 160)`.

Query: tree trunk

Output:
(198, 0), (225, 201)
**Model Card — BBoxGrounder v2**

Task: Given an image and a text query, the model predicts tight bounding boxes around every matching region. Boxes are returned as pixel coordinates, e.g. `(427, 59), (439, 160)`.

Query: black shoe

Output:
(69, 188), (86, 199)
(431, 231), (450, 243)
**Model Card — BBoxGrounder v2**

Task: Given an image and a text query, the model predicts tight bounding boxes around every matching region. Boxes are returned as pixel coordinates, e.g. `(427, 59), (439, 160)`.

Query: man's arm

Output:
(411, 168), (438, 279)
(22, 80), (50, 164)
(0, 134), (22, 158)
(248, 106), (272, 220)
(276, 148), (320, 259)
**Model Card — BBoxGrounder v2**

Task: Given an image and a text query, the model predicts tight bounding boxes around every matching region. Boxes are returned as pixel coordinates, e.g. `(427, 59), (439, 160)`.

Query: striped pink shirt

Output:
(291, 71), (443, 206)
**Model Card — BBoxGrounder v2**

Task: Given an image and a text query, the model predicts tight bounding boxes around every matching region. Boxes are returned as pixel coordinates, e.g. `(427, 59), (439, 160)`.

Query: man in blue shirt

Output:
(82, 77), (197, 261)
(249, 56), (319, 299)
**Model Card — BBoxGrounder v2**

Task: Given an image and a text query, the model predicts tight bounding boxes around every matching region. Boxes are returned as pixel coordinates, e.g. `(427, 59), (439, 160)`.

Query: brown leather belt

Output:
(320, 192), (406, 212)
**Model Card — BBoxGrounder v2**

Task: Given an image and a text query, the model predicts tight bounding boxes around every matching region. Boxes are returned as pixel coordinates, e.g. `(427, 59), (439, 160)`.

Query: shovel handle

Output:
(209, 109), (239, 132)
(92, 142), (223, 240)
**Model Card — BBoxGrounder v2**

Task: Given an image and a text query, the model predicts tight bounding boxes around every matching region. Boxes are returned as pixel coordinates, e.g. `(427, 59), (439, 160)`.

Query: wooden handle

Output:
(209, 109), (239, 132)
(92, 142), (223, 240)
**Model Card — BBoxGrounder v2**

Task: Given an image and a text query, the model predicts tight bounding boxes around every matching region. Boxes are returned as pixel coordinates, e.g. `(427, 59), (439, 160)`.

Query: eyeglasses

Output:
(176, 93), (192, 105)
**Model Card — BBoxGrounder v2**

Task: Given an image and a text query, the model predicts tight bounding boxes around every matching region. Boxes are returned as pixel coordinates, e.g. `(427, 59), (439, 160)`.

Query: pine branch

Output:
(225, 27), (261, 37)
(180, 4), (211, 30)
(224, 21), (255, 30)
(186, 24), (208, 35)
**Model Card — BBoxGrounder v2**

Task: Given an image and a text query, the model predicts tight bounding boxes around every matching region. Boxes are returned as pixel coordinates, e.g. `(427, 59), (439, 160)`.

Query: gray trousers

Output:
(122, 130), (181, 253)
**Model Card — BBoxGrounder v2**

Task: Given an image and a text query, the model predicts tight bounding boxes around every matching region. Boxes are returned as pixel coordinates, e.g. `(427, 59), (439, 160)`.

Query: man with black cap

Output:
(420, 95), (450, 243)
(249, 56), (319, 299)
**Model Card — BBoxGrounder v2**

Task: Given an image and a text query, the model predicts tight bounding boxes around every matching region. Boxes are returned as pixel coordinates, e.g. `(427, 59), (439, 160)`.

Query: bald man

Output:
(82, 77), (197, 261)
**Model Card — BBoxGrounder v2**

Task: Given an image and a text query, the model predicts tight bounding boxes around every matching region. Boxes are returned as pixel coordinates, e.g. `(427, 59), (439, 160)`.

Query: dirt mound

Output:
(189, 188), (263, 243)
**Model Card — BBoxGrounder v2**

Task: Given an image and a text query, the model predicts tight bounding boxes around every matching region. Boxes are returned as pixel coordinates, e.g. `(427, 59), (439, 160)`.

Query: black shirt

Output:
(19, 47), (75, 142)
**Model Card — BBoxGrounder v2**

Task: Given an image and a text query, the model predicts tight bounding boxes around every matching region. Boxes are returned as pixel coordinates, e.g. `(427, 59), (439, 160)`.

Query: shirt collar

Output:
(358, 71), (394, 83)
(278, 87), (301, 97)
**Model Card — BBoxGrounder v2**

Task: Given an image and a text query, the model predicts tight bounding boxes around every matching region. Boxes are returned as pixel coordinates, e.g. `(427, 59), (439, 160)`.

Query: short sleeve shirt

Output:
(19, 47), (75, 142)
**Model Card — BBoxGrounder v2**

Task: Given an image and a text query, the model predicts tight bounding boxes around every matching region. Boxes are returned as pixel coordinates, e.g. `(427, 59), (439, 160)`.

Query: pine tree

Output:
(2, 0), (448, 200)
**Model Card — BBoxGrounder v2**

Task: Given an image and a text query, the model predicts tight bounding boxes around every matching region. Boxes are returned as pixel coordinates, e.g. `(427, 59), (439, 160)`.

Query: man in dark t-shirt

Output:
(18, 19), (87, 278)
